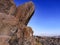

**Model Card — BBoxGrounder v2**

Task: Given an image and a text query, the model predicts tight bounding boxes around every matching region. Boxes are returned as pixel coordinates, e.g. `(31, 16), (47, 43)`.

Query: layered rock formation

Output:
(0, 0), (38, 45)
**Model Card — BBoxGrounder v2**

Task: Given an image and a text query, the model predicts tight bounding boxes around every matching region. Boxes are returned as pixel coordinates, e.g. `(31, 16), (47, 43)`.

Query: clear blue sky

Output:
(14, 0), (60, 36)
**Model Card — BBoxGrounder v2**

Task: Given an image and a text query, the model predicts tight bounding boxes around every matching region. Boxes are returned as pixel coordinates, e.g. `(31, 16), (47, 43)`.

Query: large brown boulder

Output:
(0, 1), (35, 45)
(16, 1), (35, 25)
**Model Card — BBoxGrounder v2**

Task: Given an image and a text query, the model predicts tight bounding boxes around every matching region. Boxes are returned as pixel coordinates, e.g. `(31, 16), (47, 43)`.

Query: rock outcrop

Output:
(16, 1), (34, 25)
(0, 0), (39, 45)
(0, 0), (16, 15)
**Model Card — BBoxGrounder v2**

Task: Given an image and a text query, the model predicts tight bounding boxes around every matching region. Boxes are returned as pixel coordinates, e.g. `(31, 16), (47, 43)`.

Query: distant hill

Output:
(34, 36), (60, 45)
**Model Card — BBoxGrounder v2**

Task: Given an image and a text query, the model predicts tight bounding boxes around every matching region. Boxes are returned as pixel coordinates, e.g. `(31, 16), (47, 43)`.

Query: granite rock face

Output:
(0, 1), (37, 45)
(0, 0), (16, 15)
(16, 1), (34, 25)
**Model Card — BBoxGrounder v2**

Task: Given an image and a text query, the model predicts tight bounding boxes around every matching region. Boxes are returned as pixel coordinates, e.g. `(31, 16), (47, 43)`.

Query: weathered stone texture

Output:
(0, 0), (16, 15)
(0, 13), (18, 25)
(16, 1), (34, 25)
(0, 1), (36, 45)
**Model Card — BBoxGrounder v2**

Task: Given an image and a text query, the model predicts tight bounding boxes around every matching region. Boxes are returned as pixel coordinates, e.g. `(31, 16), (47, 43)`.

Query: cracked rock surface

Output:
(0, 0), (38, 45)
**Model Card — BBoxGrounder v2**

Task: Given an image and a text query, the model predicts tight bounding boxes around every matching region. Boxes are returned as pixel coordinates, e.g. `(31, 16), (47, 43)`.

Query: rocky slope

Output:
(0, 0), (38, 45)
(35, 36), (60, 45)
